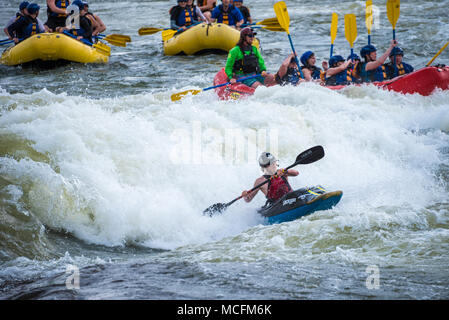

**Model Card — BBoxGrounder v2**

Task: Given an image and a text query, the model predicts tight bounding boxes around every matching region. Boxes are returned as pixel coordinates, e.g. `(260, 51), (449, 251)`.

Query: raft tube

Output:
(258, 186), (343, 225)
(163, 23), (260, 56)
(1, 33), (109, 66)
(213, 66), (449, 100)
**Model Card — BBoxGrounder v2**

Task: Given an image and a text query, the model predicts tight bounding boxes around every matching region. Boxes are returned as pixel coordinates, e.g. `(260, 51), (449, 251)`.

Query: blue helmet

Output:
(329, 55), (345, 67)
(300, 51), (314, 66)
(72, 0), (85, 10)
(26, 3), (40, 14)
(347, 53), (361, 61)
(360, 45), (377, 58)
(390, 47), (404, 57)
(19, 1), (30, 11)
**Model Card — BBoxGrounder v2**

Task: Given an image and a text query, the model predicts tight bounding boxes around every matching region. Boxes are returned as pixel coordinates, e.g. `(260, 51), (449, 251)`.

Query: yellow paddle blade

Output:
(138, 27), (164, 36)
(103, 38), (126, 47)
(387, 0), (400, 29)
(106, 34), (131, 42)
(273, 1), (290, 34)
(171, 89), (202, 102)
(261, 26), (285, 32)
(426, 41), (449, 67)
(93, 42), (111, 56)
(344, 14), (357, 48)
(256, 17), (279, 26)
(162, 29), (177, 41)
(330, 13), (338, 44)
(366, 0), (373, 34)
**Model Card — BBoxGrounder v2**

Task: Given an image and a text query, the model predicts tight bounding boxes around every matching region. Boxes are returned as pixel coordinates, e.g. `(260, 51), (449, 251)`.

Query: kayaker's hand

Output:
(241, 191), (248, 198)
(276, 169), (286, 176)
(230, 78), (237, 84)
(390, 39), (398, 48)
(13, 38), (19, 44)
(322, 61), (329, 70)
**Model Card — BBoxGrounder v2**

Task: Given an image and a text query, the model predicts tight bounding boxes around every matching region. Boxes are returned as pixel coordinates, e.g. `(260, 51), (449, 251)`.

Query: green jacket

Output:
(225, 45), (266, 79)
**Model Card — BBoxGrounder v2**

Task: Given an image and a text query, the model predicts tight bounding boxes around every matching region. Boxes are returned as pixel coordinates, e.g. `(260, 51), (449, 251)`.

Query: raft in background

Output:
(1, 33), (110, 66)
(213, 66), (449, 100)
(258, 186), (343, 225)
(163, 23), (260, 56)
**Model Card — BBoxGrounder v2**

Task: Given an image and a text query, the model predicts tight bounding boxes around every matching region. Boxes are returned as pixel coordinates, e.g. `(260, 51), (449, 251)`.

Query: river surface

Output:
(0, 0), (448, 300)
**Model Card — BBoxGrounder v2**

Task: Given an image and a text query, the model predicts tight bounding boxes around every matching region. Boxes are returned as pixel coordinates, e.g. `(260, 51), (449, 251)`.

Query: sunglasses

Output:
(246, 34), (254, 38)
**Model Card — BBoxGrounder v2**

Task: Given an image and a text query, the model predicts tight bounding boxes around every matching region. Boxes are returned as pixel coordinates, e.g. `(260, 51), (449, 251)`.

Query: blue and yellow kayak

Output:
(258, 186), (343, 225)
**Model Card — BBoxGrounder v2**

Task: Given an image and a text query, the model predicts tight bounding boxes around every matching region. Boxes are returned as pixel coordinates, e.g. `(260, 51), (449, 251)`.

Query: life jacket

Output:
(216, 4), (239, 25)
(173, 6), (197, 27)
(278, 66), (303, 86)
(69, 15), (91, 40)
(264, 175), (293, 202)
(24, 19), (40, 38)
(360, 62), (387, 82)
(232, 46), (260, 75)
(301, 65), (322, 80)
(325, 69), (352, 86)
(48, 0), (69, 18)
(85, 12), (97, 26)
(384, 62), (414, 79)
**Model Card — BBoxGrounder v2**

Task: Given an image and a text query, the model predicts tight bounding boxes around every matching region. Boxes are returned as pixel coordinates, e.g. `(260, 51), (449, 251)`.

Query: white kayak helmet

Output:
(259, 152), (277, 167)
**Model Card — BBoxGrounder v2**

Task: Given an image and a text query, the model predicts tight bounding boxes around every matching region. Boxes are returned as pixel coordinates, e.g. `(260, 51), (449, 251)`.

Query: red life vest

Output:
(264, 175), (292, 202)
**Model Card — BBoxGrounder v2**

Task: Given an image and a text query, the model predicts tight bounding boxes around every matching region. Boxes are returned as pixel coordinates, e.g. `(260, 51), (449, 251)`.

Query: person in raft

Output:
(359, 39), (397, 83)
(225, 27), (267, 88)
(241, 152), (299, 205)
(170, 0), (207, 32)
(262, 52), (305, 86)
(383, 47), (414, 80)
(209, 0), (244, 29)
(7, 3), (43, 44)
(83, 2), (107, 38)
(232, 0), (252, 25)
(44, 0), (70, 33)
(197, 0), (216, 20)
(300, 51), (323, 81)
(62, 0), (93, 43)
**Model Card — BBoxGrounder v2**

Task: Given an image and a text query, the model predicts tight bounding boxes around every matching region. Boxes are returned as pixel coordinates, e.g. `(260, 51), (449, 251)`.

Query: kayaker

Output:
(225, 27), (267, 88)
(83, 2), (106, 38)
(384, 47), (414, 80)
(210, 0), (244, 29)
(241, 152), (299, 204)
(170, 0), (199, 31)
(347, 53), (362, 84)
(324, 55), (353, 86)
(44, 0), (70, 33)
(359, 40), (397, 83)
(232, 0), (252, 25)
(7, 3), (43, 44)
(300, 51), (323, 81)
(62, 0), (93, 43)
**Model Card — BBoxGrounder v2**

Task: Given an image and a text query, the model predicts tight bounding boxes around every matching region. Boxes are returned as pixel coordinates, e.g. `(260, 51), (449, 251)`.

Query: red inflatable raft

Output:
(213, 66), (449, 100)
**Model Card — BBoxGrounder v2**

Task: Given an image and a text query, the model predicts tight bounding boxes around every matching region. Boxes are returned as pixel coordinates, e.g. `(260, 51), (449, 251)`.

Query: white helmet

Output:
(258, 152), (277, 167)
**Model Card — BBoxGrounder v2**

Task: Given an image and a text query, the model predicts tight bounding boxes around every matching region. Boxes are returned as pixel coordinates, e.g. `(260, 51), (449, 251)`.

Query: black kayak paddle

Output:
(203, 145), (325, 217)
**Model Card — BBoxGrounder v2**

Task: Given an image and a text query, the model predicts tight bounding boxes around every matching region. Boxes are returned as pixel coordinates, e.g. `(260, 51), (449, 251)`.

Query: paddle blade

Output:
(103, 38), (127, 47)
(93, 42), (111, 56)
(257, 17), (280, 26)
(294, 146), (325, 166)
(273, 1), (290, 34)
(106, 34), (131, 42)
(171, 89), (202, 102)
(138, 28), (163, 36)
(203, 203), (228, 217)
(162, 29), (177, 41)
(261, 26), (285, 32)
(387, 0), (400, 29)
(344, 14), (357, 48)
(366, 0), (373, 34)
(330, 13), (338, 44)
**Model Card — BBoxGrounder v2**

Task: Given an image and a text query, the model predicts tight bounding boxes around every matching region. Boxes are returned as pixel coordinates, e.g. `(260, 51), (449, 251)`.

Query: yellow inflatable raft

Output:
(1, 33), (109, 66)
(163, 23), (260, 55)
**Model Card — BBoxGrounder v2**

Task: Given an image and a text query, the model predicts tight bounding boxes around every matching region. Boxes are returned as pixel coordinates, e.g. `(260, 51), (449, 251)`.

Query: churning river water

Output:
(0, 0), (448, 300)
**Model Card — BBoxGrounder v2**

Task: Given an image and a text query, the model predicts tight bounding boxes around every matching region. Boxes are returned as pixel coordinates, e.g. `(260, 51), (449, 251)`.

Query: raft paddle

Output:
(62, 31), (111, 56)
(95, 35), (127, 47)
(203, 146), (326, 217)
(366, 0), (373, 45)
(242, 17), (281, 28)
(138, 27), (166, 36)
(99, 34), (131, 42)
(344, 14), (358, 61)
(426, 41), (449, 67)
(330, 13), (338, 58)
(274, 1), (304, 79)
(251, 25), (285, 32)
(387, 0), (400, 77)
(171, 74), (261, 102)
